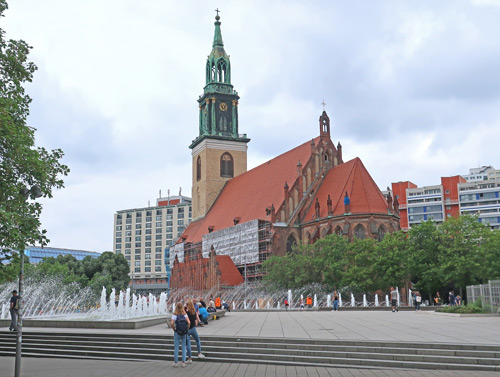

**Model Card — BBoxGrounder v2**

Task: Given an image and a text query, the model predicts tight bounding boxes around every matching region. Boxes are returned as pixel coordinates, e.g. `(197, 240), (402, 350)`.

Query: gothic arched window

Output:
(354, 224), (366, 240)
(335, 226), (342, 235)
(196, 156), (201, 181)
(286, 234), (297, 253)
(377, 225), (386, 242)
(220, 152), (234, 178)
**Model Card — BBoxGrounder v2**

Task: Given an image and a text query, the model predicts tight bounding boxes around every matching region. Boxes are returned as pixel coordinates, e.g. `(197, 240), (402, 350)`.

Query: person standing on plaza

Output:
(390, 287), (398, 312)
(333, 290), (339, 312)
(170, 302), (190, 367)
(299, 298), (304, 311)
(415, 292), (422, 311)
(448, 291), (455, 306)
(9, 290), (19, 332)
(185, 300), (205, 363)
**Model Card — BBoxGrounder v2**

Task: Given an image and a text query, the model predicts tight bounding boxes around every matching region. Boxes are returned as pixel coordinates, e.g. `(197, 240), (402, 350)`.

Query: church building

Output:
(170, 14), (400, 290)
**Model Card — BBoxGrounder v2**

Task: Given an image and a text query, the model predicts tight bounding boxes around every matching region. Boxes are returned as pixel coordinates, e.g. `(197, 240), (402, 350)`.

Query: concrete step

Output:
(0, 331), (499, 371)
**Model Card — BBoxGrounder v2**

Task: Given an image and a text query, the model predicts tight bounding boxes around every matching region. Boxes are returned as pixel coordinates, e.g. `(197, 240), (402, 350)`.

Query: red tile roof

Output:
(303, 157), (388, 221)
(217, 255), (245, 286)
(181, 137), (320, 243)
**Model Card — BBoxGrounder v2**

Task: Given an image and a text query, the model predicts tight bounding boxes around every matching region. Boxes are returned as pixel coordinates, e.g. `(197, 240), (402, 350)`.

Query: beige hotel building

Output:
(113, 195), (192, 294)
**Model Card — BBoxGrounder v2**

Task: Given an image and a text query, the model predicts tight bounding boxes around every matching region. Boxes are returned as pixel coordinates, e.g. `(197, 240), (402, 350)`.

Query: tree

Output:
(0, 0), (69, 279)
(437, 215), (491, 296)
(407, 221), (443, 298)
(480, 229), (500, 281)
(374, 231), (410, 289)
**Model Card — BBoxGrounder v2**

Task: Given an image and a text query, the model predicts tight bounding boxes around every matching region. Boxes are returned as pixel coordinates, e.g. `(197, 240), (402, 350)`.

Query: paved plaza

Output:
(1, 310), (499, 376)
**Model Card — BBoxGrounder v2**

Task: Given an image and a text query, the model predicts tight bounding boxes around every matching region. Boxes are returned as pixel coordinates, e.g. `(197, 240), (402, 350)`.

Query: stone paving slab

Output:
(1, 357), (500, 377)
(1, 310), (499, 376)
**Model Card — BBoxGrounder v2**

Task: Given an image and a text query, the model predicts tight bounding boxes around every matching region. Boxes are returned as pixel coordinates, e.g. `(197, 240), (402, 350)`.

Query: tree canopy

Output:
(263, 216), (500, 298)
(0, 0), (69, 278)
(3, 251), (130, 298)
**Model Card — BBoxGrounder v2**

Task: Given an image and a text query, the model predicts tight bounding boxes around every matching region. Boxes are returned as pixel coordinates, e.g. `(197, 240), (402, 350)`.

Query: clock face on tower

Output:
(219, 102), (228, 112)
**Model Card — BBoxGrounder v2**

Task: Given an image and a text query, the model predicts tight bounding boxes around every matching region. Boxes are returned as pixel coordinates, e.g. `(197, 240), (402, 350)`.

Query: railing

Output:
(466, 279), (500, 314)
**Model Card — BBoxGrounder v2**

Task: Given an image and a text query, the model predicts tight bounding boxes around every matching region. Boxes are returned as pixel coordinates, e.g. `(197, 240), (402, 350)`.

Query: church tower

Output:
(190, 12), (250, 220)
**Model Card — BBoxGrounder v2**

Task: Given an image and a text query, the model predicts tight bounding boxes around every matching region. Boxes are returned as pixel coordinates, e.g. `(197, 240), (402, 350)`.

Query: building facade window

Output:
(220, 152), (234, 177)
(354, 224), (366, 240)
(197, 156), (201, 181)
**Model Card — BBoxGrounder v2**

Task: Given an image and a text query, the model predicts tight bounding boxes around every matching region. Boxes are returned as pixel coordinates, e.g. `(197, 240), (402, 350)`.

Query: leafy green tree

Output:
(0, 0), (69, 279)
(374, 231), (410, 289)
(342, 238), (378, 293)
(94, 252), (130, 291)
(480, 229), (500, 281)
(437, 215), (491, 296)
(312, 234), (349, 287)
(407, 221), (443, 298)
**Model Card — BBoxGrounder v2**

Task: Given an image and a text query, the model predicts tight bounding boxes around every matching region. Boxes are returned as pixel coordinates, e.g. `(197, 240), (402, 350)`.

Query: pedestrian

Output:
(299, 298), (304, 311)
(433, 292), (440, 306)
(448, 291), (455, 306)
(390, 287), (398, 312)
(9, 290), (19, 332)
(333, 290), (339, 312)
(199, 297), (207, 308)
(415, 292), (422, 311)
(284, 298), (289, 311)
(185, 300), (205, 363)
(170, 302), (190, 368)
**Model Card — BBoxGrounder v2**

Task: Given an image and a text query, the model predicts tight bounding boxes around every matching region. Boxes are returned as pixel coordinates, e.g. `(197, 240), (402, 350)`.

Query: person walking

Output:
(415, 292), (422, 311)
(332, 290), (339, 312)
(390, 287), (398, 312)
(185, 300), (205, 363)
(9, 290), (19, 332)
(170, 302), (190, 367)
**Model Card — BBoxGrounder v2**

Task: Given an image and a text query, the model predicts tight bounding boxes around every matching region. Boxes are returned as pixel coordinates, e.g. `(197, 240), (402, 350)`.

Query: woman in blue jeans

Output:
(170, 302), (190, 367)
(185, 300), (205, 363)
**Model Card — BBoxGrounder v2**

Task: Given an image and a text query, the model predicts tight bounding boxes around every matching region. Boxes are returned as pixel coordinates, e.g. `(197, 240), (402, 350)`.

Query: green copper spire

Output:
(206, 12), (231, 86)
(213, 13), (224, 48)
(190, 10), (250, 150)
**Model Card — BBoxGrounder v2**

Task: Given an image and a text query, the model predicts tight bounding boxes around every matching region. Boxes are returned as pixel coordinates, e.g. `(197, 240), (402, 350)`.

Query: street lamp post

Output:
(15, 185), (42, 377)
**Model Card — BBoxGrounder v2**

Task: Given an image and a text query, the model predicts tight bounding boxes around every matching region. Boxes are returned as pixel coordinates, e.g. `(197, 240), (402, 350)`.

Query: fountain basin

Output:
(0, 315), (168, 329)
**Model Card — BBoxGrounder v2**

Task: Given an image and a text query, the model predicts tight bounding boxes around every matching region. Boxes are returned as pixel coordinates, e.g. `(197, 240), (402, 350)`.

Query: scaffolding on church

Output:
(171, 219), (273, 282)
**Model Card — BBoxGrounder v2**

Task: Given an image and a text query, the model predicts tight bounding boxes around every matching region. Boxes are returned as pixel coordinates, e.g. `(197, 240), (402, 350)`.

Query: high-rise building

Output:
(113, 195), (192, 294)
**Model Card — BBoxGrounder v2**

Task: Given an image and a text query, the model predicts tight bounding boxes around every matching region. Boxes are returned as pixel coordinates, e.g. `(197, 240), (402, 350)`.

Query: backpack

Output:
(175, 315), (188, 335)
(14, 298), (19, 310)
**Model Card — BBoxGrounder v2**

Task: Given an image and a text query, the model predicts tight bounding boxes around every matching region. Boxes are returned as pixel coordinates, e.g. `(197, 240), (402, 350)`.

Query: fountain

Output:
(313, 294), (318, 307)
(385, 295), (390, 306)
(326, 294), (331, 308)
(0, 277), (169, 329)
(375, 294), (379, 307)
(363, 294), (368, 307)
(351, 293), (355, 307)
(339, 292), (343, 307)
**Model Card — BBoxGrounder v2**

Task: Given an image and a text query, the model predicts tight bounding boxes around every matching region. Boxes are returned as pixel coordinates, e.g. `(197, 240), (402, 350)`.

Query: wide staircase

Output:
(0, 331), (499, 371)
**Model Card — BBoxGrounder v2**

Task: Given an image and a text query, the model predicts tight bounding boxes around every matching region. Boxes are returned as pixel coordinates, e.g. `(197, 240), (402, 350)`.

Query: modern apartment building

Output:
(113, 195), (192, 294)
(391, 176), (465, 231)
(458, 179), (500, 229)
(462, 166), (496, 182)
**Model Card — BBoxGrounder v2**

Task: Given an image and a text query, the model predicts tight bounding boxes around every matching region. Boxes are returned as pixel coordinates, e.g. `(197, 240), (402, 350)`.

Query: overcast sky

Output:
(4, 0), (500, 252)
